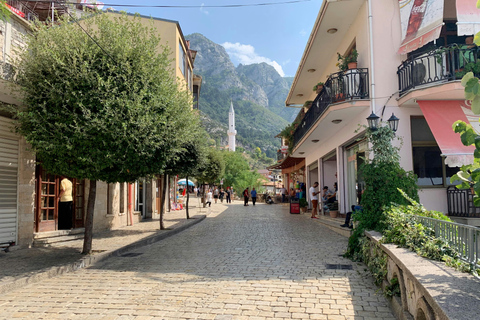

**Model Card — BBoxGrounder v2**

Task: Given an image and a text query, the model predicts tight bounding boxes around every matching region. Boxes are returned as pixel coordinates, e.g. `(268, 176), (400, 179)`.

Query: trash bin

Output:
(290, 198), (300, 214)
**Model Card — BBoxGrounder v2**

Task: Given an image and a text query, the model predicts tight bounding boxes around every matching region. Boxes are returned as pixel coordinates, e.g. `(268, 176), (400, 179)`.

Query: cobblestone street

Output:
(0, 203), (394, 320)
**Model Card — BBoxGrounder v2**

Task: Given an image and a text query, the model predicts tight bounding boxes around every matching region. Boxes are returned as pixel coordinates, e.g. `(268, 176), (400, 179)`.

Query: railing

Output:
(293, 68), (369, 148)
(277, 150), (286, 162)
(7, 0), (39, 21)
(414, 215), (480, 270)
(397, 44), (480, 96)
(447, 186), (480, 218)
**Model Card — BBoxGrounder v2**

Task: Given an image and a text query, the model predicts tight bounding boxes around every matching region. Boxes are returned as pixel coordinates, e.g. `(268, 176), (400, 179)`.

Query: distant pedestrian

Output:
(309, 182), (320, 219)
(243, 188), (249, 206)
(226, 187), (232, 203)
(280, 185), (287, 202)
(219, 188), (225, 203)
(251, 187), (257, 206)
(214, 187), (219, 203)
(205, 189), (213, 207)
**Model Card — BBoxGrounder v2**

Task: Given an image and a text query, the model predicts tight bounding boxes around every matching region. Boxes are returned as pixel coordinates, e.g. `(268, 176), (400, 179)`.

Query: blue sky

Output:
(93, 0), (322, 77)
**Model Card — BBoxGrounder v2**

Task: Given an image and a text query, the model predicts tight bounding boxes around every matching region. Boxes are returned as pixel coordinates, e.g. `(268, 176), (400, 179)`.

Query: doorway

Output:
(35, 166), (85, 233)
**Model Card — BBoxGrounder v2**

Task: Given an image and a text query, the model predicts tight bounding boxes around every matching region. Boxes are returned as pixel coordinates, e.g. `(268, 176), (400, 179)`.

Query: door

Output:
(35, 166), (85, 232)
(0, 116), (18, 245)
(35, 166), (58, 232)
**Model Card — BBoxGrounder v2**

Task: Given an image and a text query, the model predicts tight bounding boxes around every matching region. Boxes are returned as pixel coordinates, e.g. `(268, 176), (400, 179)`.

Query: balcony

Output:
(292, 68), (369, 148)
(397, 44), (480, 96)
(277, 149), (287, 162)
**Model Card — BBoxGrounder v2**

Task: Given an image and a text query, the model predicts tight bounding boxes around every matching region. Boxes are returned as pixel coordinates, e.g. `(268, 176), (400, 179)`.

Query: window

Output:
(411, 117), (460, 187)
(179, 43), (185, 77)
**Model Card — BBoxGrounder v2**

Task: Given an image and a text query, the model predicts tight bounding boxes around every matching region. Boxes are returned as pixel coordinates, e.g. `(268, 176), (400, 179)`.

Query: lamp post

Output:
(366, 112), (399, 132)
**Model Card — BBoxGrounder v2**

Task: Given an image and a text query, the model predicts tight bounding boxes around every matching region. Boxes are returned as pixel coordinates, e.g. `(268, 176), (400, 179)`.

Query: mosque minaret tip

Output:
(227, 101), (236, 151)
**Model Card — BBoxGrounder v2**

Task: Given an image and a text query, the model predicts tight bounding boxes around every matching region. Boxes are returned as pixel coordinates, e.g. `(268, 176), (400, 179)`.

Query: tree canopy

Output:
(14, 13), (197, 183)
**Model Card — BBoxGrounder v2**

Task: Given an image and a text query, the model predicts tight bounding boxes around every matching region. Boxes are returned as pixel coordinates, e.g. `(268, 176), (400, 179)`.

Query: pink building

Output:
(284, 0), (480, 225)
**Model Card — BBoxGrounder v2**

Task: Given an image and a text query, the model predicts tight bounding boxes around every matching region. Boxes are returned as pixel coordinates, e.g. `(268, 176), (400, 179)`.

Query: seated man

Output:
(341, 205), (362, 228)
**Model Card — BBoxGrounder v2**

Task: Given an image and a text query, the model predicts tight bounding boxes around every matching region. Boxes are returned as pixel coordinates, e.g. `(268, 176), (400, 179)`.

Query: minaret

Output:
(227, 101), (236, 151)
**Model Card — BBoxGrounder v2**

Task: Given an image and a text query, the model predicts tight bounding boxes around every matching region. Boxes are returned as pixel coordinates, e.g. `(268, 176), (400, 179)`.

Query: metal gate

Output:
(0, 116), (18, 246)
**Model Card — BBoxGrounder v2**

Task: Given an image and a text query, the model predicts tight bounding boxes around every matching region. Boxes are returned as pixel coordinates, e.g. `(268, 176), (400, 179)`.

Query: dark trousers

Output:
(226, 195), (231, 203)
(282, 194), (285, 202)
(252, 197), (256, 205)
(244, 196), (248, 205)
(58, 201), (73, 230)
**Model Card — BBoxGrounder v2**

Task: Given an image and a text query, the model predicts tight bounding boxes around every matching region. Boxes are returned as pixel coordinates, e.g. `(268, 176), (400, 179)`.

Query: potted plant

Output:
(337, 49), (358, 71)
(313, 82), (324, 94)
(303, 100), (313, 109)
(299, 198), (308, 213)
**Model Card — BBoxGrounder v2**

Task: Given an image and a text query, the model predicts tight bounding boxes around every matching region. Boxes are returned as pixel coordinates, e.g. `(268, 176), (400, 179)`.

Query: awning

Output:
(456, 0), (480, 36)
(418, 100), (475, 167)
(398, 0), (444, 54)
(268, 156), (305, 170)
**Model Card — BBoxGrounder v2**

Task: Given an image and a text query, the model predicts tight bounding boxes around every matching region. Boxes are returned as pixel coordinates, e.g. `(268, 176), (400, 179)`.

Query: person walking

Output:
(251, 187), (257, 206)
(213, 187), (219, 204)
(226, 187), (232, 203)
(309, 182), (320, 219)
(219, 188), (225, 203)
(280, 185), (287, 203)
(58, 176), (73, 229)
(243, 188), (249, 206)
(205, 189), (213, 207)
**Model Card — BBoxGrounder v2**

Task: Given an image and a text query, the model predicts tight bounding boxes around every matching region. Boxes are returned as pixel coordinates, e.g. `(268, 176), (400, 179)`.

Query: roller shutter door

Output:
(0, 116), (18, 245)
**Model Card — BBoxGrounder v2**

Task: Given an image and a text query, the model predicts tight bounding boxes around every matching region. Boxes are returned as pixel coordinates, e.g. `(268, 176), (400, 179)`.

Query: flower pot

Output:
(315, 85), (324, 94)
(347, 62), (357, 70)
(329, 210), (338, 218)
(335, 93), (345, 102)
(301, 207), (307, 213)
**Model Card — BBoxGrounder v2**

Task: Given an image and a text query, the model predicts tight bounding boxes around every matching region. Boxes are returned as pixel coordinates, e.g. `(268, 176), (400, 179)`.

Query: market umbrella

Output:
(177, 179), (195, 186)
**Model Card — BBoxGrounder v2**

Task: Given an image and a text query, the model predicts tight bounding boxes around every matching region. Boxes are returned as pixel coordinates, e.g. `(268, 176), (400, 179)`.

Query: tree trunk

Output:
(202, 183), (207, 208)
(159, 174), (167, 230)
(82, 179), (96, 254)
(186, 175), (190, 219)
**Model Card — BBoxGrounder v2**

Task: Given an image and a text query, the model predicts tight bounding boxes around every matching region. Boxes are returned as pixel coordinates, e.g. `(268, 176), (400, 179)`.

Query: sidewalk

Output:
(0, 203), (228, 295)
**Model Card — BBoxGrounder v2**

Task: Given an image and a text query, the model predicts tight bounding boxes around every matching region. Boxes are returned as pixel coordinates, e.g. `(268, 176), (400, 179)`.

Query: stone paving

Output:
(0, 202), (395, 320)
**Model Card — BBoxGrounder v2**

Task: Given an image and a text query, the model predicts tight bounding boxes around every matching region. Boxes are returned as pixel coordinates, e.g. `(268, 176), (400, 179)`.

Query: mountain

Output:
(187, 33), (297, 158)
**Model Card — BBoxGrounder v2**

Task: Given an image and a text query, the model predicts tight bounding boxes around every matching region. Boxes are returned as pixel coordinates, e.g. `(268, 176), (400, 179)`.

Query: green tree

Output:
(346, 125), (418, 258)
(0, 2), (11, 21)
(195, 148), (225, 205)
(221, 150), (267, 193)
(13, 13), (195, 254)
(163, 131), (208, 222)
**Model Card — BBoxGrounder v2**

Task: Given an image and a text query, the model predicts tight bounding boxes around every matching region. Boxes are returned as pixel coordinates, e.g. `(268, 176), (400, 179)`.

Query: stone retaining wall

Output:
(365, 231), (480, 320)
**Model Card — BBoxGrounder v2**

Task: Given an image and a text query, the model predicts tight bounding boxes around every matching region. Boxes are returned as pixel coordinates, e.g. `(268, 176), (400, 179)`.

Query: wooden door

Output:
(73, 180), (85, 228)
(35, 166), (58, 232)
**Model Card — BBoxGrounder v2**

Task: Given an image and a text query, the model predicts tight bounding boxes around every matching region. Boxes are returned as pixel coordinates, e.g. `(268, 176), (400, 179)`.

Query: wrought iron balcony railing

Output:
(447, 186), (480, 218)
(292, 68), (369, 149)
(397, 44), (480, 96)
(277, 150), (286, 162)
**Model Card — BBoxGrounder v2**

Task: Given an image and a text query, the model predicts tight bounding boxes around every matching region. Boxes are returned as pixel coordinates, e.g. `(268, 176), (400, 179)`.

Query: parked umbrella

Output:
(177, 179), (195, 186)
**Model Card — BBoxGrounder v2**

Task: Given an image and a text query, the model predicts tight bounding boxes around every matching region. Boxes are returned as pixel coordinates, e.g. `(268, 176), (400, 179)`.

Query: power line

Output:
(53, 0), (118, 65)
(22, 0), (313, 9)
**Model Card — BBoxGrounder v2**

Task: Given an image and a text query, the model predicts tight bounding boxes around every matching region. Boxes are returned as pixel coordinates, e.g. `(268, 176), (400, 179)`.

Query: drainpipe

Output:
(128, 183), (134, 226)
(368, 0), (376, 114)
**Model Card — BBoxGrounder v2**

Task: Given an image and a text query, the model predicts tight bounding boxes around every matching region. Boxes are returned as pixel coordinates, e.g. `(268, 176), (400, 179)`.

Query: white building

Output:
(227, 101), (236, 152)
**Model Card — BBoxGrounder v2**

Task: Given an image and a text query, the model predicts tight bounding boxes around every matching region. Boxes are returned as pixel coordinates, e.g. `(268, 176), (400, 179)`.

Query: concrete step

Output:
(33, 229), (85, 247)
(316, 214), (352, 238)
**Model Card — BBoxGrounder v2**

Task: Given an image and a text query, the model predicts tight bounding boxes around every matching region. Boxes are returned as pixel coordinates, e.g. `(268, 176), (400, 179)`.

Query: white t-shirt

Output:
(206, 192), (213, 202)
(309, 186), (318, 201)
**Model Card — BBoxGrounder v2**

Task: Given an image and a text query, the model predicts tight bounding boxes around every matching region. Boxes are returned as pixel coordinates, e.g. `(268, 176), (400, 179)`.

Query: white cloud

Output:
(222, 42), (285, 77)
(200, 3), (209, 15)
(299, 29), (307, 37)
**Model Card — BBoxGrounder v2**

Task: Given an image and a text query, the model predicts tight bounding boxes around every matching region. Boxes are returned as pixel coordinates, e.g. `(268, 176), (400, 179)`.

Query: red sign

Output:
(280, 146), (288, 154)
(290, 203), (300, 214)
(7, 4), (25, 18)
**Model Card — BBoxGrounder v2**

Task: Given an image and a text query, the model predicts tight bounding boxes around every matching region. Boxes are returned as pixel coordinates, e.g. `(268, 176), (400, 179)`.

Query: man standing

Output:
(309, 182), (320, 219)
(280, 185), (287, 202)
(251, 187), (257, 206)
(243, 188), (249, 206)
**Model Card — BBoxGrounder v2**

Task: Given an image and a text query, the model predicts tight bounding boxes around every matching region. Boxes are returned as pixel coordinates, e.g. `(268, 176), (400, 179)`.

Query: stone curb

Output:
(0, 215), (206, 295)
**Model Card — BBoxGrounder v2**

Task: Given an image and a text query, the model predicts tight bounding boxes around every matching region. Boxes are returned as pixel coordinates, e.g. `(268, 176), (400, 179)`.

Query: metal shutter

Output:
(0, 116), (18, 245)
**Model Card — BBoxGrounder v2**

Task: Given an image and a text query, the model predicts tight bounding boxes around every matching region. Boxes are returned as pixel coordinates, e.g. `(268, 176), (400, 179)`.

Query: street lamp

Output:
(387, 113), (400, 132)
(366, 112), (380, 131)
